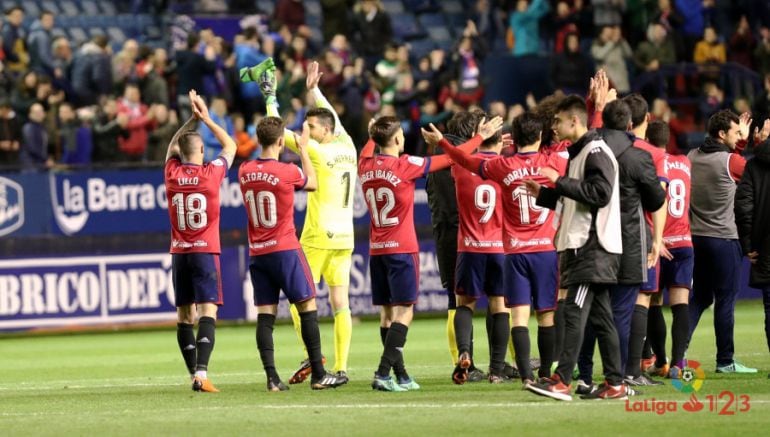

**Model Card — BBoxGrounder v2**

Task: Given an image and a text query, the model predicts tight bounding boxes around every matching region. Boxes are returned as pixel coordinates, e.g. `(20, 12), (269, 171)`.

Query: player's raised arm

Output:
(296, 121), (318, 191)
(421, 116), (504, 172)
(165, 90), (201, 162)
(306, 61), (346, 138)
(190, 90), (237, 167)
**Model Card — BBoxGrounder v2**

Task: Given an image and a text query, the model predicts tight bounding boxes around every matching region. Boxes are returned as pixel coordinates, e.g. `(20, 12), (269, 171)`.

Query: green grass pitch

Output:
(2, 300), (769, 436)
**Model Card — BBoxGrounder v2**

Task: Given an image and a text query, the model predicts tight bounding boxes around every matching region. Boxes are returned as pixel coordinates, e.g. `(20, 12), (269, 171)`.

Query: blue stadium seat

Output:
(426, 26), (451, 43)
(88, 27), (105, 37)
(99, 2), (117, 15)
(306, 14), (321, 29)
(107, 27), (127, 44)
(408, 38), (436, 61)
(417, 13), (445, 28)
(51, 28), (67, 38)
(442, 0), (464, 14)
(403, 0), (439, 13)
(256, 0), (274, 15)
(391, 13), (425, 41)
(60, 1), (80, 16)
(21, 1), (40, 16)
(80, 0), (99, 15)
(445, 13), (469, 37)
(305, 0), (321, 16)
(381, 0), (404, 15)
(67, 27), (89, 44)
(40, 0), (61, 14)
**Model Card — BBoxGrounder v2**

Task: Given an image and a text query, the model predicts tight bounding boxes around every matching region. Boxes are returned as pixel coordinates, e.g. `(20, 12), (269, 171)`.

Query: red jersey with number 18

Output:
(452, 152), (503, 253)
(663, 153), (692, 249)
(480, 151), (567, 254)
(358, 153), (431, 255)
(165, 157), (228, 254)
(239, 158), (308, 256)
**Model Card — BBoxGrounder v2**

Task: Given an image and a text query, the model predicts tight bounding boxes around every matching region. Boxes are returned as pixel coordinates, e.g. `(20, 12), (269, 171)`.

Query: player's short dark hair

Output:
(179, 131), (202, 157)
(555, 95), (588, 126)
(602, 99), (632, 131)
(369, 116), (401, 148)
(512, 112), (543, 147)
(447, 111), (483, 141)
(623, 93), (648, 128)
(305, 107), (336, 133)
(646, 120), (670, 148)
(257, 116), (285, 147)
(532, 94), (565, 145)
(707, 109), (739, 139)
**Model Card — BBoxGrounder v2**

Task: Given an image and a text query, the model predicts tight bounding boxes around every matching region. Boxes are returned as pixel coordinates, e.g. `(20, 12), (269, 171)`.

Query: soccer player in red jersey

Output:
(434, 113), (568, 387)
(644, 120), (693, 379)
(164, 90), (236, 393)
(445, 116), (506, 385)
(359, 115), (503, 391)
(240, 118), (345, 391)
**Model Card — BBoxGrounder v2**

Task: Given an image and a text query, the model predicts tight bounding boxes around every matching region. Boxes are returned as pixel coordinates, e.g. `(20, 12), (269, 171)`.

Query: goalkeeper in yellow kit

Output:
(244, 58), (356, 384)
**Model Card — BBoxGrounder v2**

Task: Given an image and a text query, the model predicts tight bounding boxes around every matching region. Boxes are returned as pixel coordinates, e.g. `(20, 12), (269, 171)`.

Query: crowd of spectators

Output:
(1, 0), (770, 170)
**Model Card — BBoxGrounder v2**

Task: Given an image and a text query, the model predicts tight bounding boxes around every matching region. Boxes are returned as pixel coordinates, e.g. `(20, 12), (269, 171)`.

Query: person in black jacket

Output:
(524, 95), (626, 401)
(175, 34), (217, 121)
(426, 110), (487, 382)
(70, 35), (112, 107)
(735, 120), (770, 376)
(576, 100), (667, 391)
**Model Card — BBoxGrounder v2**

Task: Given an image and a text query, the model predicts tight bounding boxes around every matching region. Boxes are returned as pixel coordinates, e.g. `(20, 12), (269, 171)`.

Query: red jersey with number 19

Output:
(452, 152), (503, 253)
(662, 153), (692, 249)
(239, 158), (308, 256)
(165, 157), (228, 254)
(480, 151), (568, 254)
(358, 153), (431, 255)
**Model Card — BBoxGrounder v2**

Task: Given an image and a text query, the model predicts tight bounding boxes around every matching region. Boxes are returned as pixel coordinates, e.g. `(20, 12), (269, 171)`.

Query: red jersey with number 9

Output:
(238, 158), (308, 256)
(452, 152), (504, 253)
(480, 151), (568, 254)
(165, 157), (228, 254)
(358, 153), (431, 255)
(662, 154), (692, 249)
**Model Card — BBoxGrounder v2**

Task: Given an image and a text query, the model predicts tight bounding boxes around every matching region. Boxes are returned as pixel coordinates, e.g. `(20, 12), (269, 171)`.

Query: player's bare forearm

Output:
(299, 148), (317, 191)
(165, 116), (196, 161)
(652, 199), (666, 246)
(429, 135), (483, 172)
(435, 137), (485, 175)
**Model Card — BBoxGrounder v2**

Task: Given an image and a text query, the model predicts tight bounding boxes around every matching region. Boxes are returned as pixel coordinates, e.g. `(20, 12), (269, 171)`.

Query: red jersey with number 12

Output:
(358, 154), (430, 255)
(165, 157), (228, 254)
(452, 152), (503, 253)
(480, 151), (567, 254)
(663, 154), (692, 249)
(239, 158), (308, 256)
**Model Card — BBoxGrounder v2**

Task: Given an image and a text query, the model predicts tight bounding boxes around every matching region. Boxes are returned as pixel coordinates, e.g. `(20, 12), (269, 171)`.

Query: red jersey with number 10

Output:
(480, 151), (568, 254)
(663, 154), (692, 249)
(239, 158), (308, 256)
(165, 157), (228, 254)
(452, 152), (503, 253)
(358, 153), (431, 255)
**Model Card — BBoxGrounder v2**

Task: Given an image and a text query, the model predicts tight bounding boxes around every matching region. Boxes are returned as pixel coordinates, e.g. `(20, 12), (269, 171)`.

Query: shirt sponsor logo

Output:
(0, 176), (23, 237)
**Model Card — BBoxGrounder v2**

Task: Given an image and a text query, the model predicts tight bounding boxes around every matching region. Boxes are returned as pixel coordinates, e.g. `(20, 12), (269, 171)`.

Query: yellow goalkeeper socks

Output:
(447, 309), (458, 366)
(289, 304), (308, 358)
(333, 307), (352, 373)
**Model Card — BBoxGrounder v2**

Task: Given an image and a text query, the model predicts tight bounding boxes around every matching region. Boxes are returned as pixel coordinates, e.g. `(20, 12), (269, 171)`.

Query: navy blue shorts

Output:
(249, 249), (316, 306)
(370, 253), (419, 306)
(504, 251), (558, 312)
(172, 253), (223, 306)
(641, 262), (660, 293)
(660, 247), (694, 291)
(455, 252), (505, 298)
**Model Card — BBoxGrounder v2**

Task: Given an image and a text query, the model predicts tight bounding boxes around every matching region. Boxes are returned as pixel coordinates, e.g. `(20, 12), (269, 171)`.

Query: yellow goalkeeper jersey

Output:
(291, 134), (357, 249)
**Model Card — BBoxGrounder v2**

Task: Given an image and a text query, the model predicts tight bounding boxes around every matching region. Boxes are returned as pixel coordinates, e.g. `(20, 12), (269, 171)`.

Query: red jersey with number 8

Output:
(358, 154), (430, 255)
(452, 152), (503, 253)
(663, 154), (692, 249)
(238, 158), (308, 256)
(165, 157), (228, 254)
(480, 151), (567, 254)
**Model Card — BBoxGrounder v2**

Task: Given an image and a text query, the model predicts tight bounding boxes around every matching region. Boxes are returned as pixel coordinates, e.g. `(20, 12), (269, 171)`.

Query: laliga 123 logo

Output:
(672, 360), (706, 394)
(0, 176), (24, 236)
